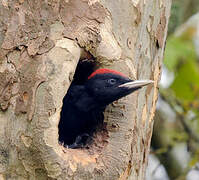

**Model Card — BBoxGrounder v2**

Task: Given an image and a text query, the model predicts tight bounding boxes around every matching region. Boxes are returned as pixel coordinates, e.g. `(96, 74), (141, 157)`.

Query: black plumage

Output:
(58, 69), (153, 148)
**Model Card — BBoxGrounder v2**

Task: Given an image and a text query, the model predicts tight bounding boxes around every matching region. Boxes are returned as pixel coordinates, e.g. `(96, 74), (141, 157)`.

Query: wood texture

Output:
(0, 0), (171, 179)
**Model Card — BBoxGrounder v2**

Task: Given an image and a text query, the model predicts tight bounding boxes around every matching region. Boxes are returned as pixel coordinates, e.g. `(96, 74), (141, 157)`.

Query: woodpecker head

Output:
(86, 69), (153, 106)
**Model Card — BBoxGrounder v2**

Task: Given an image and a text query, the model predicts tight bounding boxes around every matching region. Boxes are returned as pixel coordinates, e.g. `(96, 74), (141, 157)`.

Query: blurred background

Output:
(146, 0), (199, 180)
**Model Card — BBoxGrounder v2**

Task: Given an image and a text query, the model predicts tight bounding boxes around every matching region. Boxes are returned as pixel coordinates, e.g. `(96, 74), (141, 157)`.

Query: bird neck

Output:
(66, 84), (107, 112)
(74, 91), (103, 112)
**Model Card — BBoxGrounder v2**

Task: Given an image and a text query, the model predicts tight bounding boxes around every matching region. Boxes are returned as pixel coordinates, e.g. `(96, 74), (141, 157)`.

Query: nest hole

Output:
(58, 57), (109, 152)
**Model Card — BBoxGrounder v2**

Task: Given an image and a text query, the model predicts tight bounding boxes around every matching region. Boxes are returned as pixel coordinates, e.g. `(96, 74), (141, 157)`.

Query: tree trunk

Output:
(0, 0), (171, 179)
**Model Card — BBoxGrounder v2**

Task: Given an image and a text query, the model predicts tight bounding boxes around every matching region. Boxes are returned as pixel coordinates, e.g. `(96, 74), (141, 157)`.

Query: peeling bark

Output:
(0, 0), (171, 179)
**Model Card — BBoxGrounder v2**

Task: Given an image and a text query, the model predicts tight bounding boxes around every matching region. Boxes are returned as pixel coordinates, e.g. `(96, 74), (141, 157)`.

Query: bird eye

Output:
(108, 79), (116, 84)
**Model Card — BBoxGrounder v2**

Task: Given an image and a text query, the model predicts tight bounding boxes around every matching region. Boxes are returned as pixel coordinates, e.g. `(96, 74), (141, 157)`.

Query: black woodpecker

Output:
(58, 69), (153, 148)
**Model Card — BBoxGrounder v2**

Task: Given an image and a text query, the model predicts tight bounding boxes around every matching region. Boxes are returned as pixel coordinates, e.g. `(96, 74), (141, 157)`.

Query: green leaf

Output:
(164, 36), (196, 71)
(171, 60), (199, 102)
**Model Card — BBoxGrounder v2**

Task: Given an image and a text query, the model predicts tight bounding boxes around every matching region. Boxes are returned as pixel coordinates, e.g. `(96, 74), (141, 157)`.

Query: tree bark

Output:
(0, 0), (171, 179)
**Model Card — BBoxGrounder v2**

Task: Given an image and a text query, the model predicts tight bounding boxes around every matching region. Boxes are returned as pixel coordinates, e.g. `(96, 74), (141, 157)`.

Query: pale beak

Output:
(119, 80), (154, 89)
